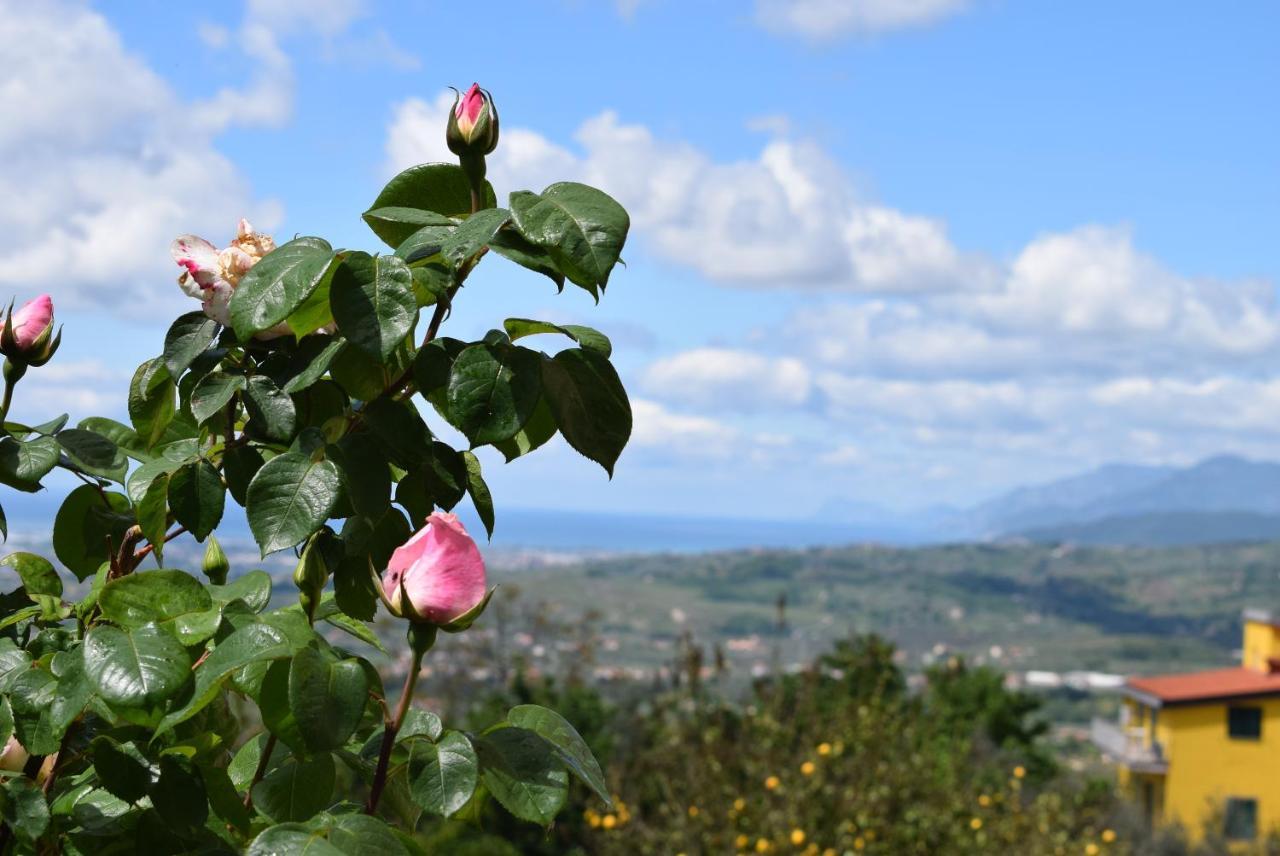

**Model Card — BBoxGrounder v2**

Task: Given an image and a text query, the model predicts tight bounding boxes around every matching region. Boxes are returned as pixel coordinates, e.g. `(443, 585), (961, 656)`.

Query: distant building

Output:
(1092, 609), (1280, 843)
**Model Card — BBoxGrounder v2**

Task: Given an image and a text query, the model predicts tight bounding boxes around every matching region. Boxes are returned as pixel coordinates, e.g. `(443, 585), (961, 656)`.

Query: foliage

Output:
(0, 84), (630, 852)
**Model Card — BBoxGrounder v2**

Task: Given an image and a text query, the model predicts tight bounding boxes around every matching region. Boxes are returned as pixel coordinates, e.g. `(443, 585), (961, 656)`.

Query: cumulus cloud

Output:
(0, 1), (280, 311)
(755, 0), (970, 40)
(641, 348), (811, 411)
(383, 93), (979, 293)
(630, 399), (793, 464)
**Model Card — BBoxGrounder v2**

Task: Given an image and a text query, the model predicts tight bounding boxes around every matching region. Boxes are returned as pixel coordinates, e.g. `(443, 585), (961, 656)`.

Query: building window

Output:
(1228, 706), (1263, 739)
(1224, 798), (1258, 841)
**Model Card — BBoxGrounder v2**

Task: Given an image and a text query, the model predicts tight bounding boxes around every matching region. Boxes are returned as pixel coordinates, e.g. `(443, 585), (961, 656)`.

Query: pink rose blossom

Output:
(381, 512), (487, 624)
(0, 295), (54, 352)
(171, 220), (291, 338)
(455, 83), (487, 138)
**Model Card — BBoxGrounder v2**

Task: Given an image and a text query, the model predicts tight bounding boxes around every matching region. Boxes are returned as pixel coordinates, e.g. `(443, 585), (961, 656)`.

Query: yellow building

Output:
(1092, 609), (1280, 843)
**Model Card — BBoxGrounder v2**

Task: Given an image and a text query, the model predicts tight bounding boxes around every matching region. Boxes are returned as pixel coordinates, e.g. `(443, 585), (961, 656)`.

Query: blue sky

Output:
(2, 0), (1278, 520)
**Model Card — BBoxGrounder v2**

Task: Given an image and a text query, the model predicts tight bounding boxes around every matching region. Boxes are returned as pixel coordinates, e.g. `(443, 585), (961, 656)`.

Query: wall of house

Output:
(1242, 620), (1280, 672)
(1162, 697), (1280, 840)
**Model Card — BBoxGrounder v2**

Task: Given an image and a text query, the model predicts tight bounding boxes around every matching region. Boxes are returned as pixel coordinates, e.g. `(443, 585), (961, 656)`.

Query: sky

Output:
(1, 0), (1278, 520)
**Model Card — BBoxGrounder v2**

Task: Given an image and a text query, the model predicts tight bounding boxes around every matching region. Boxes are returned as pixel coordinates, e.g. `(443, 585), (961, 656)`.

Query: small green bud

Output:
(202, 535), (230, 585)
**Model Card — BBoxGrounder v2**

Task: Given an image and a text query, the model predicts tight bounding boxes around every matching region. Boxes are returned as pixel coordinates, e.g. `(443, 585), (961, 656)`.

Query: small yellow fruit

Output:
(734, 797), (747, 811)
(817, 742), (832, 756)
(970, 817), (983, 830)
(1085, 845), (1099, 856)
(755, 838), (771, 853)
(1013, 765), (1026, 779)
(765, 775), (781, 790)
(1101, 829), (1117, 843)
(978, 794), (991, 807)
(801, 761), (816, 776)
(790, 828), (806, 846)
(687, 805), (700, 818)
(602, 814), (617, 830)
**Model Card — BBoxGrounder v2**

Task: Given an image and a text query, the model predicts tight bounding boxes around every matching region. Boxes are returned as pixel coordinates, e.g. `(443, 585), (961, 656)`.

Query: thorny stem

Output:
(131, 526), (188, 565)
(0, 377), (14, 425)
(364, 647), (425, 815)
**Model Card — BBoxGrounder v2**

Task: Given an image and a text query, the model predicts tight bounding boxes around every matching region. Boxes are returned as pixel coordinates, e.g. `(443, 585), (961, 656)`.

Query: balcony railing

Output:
(1090, 718), (1168, 774)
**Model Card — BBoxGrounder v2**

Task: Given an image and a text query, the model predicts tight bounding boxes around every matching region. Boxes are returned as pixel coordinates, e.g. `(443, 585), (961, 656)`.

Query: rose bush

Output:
(0, 83), (630, 852)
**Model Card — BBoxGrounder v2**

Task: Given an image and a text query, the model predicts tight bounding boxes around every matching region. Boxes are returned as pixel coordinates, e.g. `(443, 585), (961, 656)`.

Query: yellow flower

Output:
(978, 794), (991, 807)
(602, 814), (617, 830)
(765, 775), (781, 790)
(801, 761), (816, 776)
(970, 817), (983, 830)
(1101, 829), (1116, 843)
(822, 851), (836, 856)
(1085, 845), (1099, 856)
(817, 742), (832, 756)
(853, 837), (866, 851)
(687, 805), (700, 818)
(755, 838), (772, 853)
(790, 828), (806, 846)
(736, 834), (750, 849)
(1013, 765), (1026, 779)
(734, 797), (747, 811)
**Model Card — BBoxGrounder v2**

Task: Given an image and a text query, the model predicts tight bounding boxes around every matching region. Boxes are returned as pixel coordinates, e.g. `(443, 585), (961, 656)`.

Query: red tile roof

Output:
(1128, 667), (1280, 705)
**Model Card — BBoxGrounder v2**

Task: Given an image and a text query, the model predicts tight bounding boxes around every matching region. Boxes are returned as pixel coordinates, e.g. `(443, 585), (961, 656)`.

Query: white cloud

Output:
(0, 1), (278, 311)
(9, 359), (131, 420)
(755, 0), (970, 40)
(383, 94), (974, 293)
(641, 348), (811, 410)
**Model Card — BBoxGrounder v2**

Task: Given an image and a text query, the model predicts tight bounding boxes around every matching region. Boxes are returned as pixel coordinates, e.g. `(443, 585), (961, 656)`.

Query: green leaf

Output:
(163, 312), (220, 377)
(168, 459), (225, 541)
(0, 435), (59, 491)
(252, 754), (336, 823)
(246, 452), (341, 556)
(441, 208), (510, 269)
(258, 658), (307, 755)
(447, 344), (542, 446)
(333, 556), (378, 623)
(289, 644), (369, 753)
(1, 778), (49, 843)
(91, 737), (157, 803)
(326, 813), (411, 855)
(507, 704), (610, 805)
(541, 349), (631, 476)
(190, 372), (246, 425)
(56, 428), (128, 482)
(361, 398), (432, 469)
(477, 726), (568, 826)
(489, 228), (565, 291)
(331, 433), (390, 518)
(394, 224), (455, 265)
(150, 754), (208, 832)
(509, 182), (630, 295)
(462, 451), (494, 539)
(248, 824), (345, 856)
(503, 318), (612, 357)
(410, 262), (452, 306)
(491, 396), (557, 463)
(425, 442), (468, 511)
(83, 622), (192, 708)
(158, 621), (296, 735)
(77, 417), (149, 462)
(279, 336), (346, 394)
(50, 647), (92, 733)
(285, 255), (341, 339)
(129, 358), (176, 449)
(331, 252), (417, 362)
(9, 668), (57, 754)
(330, 338), (414, 401)
(224, 444), (266, 507)
(133, 473), (169, 566)
(362, 207), (455, 245)
(364, 163), (496, 247)
(0, 552), (62, 597)
(408, 730), (478, 819)
(209, 569), (273, 612)
(99, 569), (212, 629)
(245, 375), (298, 444)
(53, 485), (133, 581)
(230, 237), (335, 341)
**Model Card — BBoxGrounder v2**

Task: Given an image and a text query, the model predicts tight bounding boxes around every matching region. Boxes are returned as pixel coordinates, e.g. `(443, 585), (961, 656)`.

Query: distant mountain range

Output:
(818, 454), (1280, 547)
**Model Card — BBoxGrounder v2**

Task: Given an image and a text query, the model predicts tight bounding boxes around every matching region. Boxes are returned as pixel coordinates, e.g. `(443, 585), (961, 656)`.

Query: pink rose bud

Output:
(446, 83), (499, 157)
(0, 294), (59, 366)
(379, 512), (488, 625)
(0, 736), (28, 773)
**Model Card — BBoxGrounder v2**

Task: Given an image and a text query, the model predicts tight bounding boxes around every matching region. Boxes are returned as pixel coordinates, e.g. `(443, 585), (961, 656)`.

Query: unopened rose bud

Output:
(446, 83), (499, 157)
(0, 295), (59, 367)
(202, 535), (230, 585)
(378, 512), (489, 627)
(0, 736), (28, 773)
